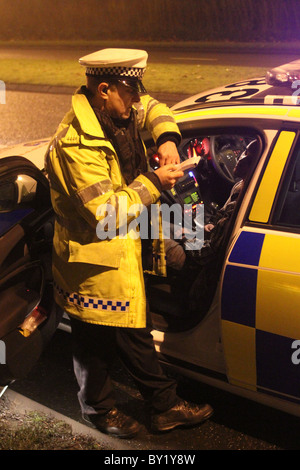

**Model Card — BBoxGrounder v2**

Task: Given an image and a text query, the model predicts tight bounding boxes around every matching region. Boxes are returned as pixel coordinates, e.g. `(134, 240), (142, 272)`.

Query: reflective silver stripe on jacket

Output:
(72, 179), (113, 206)
(148, 115), (176, 134)
(135, 98), (159, 128)
(128, 180), (153, 206)
(146, 98), (160, 113)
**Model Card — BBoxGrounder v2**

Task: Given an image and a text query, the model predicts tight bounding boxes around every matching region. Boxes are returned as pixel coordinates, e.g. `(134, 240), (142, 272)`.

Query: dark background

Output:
(1, 0), (300, 43)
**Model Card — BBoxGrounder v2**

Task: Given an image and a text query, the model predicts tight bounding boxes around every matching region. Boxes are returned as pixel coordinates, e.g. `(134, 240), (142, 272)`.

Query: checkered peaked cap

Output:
(79, 48), (148, 80)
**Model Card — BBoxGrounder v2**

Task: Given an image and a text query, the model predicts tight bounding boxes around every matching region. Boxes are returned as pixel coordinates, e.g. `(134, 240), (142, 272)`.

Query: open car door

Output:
(220, 130), (300, 401)
(0, 156), (61, 388)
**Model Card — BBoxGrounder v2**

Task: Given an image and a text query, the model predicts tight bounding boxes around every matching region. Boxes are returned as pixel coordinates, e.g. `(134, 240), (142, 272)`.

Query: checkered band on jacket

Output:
(54, 282), (130, 313)
(86, 66), (145, 79)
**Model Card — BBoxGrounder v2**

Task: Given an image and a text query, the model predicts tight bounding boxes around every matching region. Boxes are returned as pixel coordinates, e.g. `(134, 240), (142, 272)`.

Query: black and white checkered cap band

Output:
(86, 66), (145, 79)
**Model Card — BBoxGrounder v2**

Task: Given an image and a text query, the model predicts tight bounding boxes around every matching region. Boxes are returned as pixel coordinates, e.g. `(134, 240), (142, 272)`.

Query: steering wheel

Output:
(210, 136), (241, 183)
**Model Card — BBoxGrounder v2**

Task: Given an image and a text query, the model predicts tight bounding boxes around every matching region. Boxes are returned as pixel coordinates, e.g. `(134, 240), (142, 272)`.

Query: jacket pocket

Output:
(68, 238), (124, 268)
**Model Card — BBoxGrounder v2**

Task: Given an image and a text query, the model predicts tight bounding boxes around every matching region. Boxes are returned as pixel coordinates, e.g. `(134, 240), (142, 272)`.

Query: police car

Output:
(1, 60), (300, 419)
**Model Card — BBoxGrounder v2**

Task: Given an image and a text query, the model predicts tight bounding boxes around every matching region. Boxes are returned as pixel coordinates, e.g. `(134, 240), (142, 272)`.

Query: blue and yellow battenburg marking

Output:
(221, 229), (300, 401)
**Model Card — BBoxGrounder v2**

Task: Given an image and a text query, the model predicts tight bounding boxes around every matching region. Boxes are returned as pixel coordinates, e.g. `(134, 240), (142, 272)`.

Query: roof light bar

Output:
(266, 59), (300, 86)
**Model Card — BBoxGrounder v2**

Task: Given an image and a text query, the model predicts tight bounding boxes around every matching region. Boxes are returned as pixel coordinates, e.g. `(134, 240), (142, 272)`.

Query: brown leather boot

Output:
(151, 400), (213, 432)
(86, 407), (141, 438)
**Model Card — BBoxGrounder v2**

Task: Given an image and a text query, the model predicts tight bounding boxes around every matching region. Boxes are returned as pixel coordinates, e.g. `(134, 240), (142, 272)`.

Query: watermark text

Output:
(291, 340), (300, 365)
(0, 340), (6, 364)
(0, 80), (5, 104)
(96, 198), (204, 250)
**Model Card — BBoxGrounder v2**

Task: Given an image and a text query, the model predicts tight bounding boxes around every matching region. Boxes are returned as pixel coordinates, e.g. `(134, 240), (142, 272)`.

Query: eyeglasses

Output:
(116, 78), (147, 94)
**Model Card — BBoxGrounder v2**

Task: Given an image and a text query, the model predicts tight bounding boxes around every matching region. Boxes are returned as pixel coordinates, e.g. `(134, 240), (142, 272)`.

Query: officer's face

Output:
(105, 82), (140, 120)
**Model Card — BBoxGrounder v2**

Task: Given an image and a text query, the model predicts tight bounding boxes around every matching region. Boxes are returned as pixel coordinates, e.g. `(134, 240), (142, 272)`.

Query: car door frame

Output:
(0, 155), (58, 386)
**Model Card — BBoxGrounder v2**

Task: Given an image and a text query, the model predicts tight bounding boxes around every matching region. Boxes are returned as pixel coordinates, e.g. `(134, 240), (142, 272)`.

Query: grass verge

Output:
(0, 58), (268, 95)
(0, 395), (103, 450)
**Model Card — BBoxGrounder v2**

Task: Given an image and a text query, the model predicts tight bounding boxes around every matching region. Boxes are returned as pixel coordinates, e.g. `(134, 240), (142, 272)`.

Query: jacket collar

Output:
(72, 87), (106, 139)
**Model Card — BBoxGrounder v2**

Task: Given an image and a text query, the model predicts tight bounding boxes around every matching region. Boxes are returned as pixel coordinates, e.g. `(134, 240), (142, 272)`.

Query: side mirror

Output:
(15, 175), (37, 204)
(0, 175), (37, 213)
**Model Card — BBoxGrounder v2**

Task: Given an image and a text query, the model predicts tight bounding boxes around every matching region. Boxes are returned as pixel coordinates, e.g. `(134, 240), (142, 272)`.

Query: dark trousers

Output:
(70, 315), (179, 417)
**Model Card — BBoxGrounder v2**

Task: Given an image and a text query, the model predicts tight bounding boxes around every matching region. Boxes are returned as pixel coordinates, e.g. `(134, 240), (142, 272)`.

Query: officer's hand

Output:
(205, 223), (215, 233)
(154, 164), (183, 190)
(157, 141), (180, 166)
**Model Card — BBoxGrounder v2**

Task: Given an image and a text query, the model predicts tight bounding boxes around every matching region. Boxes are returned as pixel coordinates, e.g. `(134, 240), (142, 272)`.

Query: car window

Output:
(275, 138), (300, 229)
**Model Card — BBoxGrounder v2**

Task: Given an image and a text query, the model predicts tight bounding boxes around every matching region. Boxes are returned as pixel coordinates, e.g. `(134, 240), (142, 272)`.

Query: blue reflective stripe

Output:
(0, 208), (34, 235)
(229, 231), (265, 266)
(222, 231), (265, 327)
(256, 330), (300, 399)
(222, 265), (257, 327)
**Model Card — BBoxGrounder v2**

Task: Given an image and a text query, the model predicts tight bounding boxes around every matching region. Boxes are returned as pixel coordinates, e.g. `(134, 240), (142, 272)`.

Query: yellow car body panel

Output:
(249, 131), (296, 223)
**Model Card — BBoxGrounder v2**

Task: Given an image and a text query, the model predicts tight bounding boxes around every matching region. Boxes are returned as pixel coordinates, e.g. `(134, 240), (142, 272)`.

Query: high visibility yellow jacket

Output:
(45, 88), (181, 328)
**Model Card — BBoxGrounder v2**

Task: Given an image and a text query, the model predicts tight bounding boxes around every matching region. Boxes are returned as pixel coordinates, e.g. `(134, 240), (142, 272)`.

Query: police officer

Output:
(45, 48), (213, 438)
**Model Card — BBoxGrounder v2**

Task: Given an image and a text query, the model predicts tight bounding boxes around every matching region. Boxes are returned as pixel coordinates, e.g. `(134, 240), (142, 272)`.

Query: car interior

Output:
(146, 128), (262, 332)
(276, 143), (300, 228)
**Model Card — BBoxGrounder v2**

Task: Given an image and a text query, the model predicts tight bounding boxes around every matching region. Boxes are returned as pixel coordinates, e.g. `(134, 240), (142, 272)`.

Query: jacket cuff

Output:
(144, 171), (162, 193)
(156, 132), (181, 149)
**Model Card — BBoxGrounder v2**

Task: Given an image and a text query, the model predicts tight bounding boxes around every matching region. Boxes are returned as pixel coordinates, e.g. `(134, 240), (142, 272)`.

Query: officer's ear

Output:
(99, 82), (109, 98)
